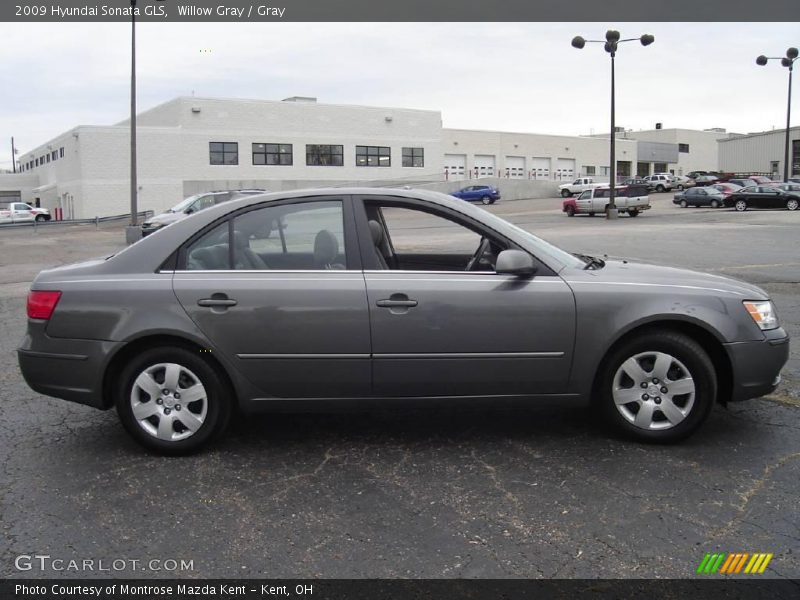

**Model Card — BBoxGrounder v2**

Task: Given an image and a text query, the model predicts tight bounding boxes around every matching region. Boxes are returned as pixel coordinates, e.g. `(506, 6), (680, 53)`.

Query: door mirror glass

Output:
(496, 250), (536, 277)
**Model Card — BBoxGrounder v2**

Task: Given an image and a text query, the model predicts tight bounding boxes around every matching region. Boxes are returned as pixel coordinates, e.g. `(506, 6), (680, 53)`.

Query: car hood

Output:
(562, 259), (768, 300)
(144, 211), (184, 226)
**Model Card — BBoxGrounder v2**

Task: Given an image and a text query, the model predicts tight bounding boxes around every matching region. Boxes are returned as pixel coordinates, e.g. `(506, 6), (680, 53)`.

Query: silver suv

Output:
(645, 174), (674, 192)
(141, 190), (265, 236)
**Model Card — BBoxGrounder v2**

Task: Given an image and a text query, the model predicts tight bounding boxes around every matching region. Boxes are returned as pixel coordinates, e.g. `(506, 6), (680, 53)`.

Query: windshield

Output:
(168, 194), (203, 213)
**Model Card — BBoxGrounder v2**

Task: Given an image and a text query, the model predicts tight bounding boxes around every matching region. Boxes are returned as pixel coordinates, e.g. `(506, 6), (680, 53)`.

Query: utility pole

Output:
(126, 0), (140, 243)
(11, 137), (17, 173)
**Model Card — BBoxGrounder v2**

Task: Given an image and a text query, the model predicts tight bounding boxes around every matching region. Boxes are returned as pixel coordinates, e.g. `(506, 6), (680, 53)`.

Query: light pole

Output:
(572, 30), (654, 219)
(126, 0), (139, 242)
(756, 47), (798, 182)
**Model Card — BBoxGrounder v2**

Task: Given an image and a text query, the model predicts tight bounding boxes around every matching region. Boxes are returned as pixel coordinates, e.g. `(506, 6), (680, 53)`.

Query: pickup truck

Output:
(558, 177), (605, 198)
(563, 185), (651, 217)
(0, 202), (51, 224)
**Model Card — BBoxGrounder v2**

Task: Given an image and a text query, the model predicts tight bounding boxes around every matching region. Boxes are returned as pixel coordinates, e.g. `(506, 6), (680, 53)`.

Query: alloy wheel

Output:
(735, 199), (747, 212)
(787, 198), (799, 211)
(612, 351), (696, 431)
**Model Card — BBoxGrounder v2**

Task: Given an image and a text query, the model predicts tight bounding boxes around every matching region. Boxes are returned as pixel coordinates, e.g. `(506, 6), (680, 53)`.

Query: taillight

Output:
(27, 290), (62, 320)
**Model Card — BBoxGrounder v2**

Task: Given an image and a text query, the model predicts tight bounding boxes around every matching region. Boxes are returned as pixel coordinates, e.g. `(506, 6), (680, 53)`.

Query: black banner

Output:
(3, 580), (800, 600)
(3, 0), (800, 22)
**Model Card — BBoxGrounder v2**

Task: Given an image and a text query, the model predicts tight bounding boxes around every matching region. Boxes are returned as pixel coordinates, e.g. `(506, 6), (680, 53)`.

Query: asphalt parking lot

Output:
(1, 192), (798, 579)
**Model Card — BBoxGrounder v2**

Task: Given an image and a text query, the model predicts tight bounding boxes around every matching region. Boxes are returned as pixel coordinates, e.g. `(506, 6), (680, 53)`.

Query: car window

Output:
(189, 195), (217, 213)
(380, 206), (484, 257)
(184, 200), (348, 271)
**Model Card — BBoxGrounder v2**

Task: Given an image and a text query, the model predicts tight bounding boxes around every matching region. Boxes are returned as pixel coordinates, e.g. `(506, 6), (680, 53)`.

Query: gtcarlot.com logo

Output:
(15, 554), (194, 573)
(696, 552), (773, 575)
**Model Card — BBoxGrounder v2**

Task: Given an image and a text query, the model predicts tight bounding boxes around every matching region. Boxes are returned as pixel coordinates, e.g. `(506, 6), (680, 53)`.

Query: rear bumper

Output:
(17, 329), (122, 410)
(724, 329), (790, 402)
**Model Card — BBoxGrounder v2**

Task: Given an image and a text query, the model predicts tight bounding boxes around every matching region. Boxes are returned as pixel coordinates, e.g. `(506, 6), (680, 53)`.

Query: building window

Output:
(356, 146), (391, 167)
(306, 144), (344, 166)
(678, 143), (690, 153)
(583, 165), (596, 175)
(209, 142), (238, 165)
(402, 147), (424, 168)
(253, 143), (293, 166)
(35, 158), (39, 167)
(600, 166), (610, 176)
(51, 151), (57, 161)
(59, 147), (64, 158)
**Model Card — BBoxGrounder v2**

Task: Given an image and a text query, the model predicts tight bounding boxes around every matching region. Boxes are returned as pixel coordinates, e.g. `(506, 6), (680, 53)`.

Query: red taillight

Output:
(27, 290), (62, 320)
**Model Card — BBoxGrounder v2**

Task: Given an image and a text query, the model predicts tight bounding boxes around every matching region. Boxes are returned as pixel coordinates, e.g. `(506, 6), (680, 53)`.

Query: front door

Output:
(172, 196), (371, 399)
(355, 196), (576, 398)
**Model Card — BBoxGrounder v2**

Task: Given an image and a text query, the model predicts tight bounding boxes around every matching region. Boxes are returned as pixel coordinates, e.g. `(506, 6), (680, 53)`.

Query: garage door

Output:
(444, 154), (467, 180)
(530, 157), (551, 180)
(505, 156), (525, 179)
(555, 158), (576, 181)
(474, 155), (496, 178)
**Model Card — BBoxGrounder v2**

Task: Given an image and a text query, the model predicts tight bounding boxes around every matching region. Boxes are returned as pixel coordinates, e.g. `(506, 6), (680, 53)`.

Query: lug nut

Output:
(640, 382), (648, 388)
(162, 389), (169, 395)
(174, 392), (181, 399)
(652, 378), (660, 384)
(654, 397), (662, 404)
(164, 408), (171, 415)
(175, 404), (181, 411)
(642, 394), (649, 400)
(660, 387), (668, 394)
(156, 398), (163, 405)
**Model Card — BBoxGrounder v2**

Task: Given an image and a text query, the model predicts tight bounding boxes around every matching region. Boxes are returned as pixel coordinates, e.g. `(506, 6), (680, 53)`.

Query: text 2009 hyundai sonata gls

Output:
(18, 188), (789, 453)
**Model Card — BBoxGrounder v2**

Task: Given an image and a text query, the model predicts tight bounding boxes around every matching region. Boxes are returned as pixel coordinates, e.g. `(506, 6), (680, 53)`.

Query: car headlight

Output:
(743, 300), (779, 330)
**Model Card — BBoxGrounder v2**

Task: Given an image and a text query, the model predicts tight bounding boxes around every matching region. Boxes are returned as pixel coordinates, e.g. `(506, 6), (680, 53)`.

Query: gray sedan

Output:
(18, 188), (789, 453)
(673, 187), (725, 208)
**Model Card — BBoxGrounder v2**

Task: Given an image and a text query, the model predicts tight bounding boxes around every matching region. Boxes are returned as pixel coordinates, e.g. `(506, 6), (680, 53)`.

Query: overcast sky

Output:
(0, 21), (797, 169)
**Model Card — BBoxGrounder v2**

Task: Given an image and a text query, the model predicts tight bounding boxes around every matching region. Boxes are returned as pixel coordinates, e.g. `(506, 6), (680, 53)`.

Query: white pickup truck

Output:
(0, 202), (51, 224)
(566, 185), (651, 217)
(558, 177), (606, 198)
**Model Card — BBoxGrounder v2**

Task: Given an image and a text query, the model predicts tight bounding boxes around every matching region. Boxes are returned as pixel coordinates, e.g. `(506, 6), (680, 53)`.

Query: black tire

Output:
(710, 199), (720, 208)
(115, 346), (231, 454)
(566, 205), (575, 217)
(35, 214), (46, 222)
(597, 330), (717, 443)
(787, 198), (799, 211)
(629, 209), (639, 217)
(679, 199), (688, 208)
(656, 185), (665, 192)
(561, 189), (571, 198)
(734, 199), (748, 212)
(481, 196), (491, 205)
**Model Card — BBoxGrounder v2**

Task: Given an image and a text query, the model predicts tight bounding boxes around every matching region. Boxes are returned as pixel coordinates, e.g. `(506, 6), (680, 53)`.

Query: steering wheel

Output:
(465, 237), (491, 271)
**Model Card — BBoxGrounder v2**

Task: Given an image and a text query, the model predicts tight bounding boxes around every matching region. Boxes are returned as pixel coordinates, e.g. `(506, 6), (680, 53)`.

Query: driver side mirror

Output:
(496, 250), (537, 278)
(185, 207), (195, 215)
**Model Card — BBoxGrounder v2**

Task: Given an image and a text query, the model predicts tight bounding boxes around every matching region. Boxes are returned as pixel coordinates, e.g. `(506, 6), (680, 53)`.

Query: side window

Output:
(189, 195), (217, 213)
(185, 221), (231, 271)
(379, 206), (482, 258)
(234, 201), (347, 270)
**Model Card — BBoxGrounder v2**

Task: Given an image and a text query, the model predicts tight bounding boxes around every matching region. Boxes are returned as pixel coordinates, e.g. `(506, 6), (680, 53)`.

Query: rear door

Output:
(172, 195), (371, 399)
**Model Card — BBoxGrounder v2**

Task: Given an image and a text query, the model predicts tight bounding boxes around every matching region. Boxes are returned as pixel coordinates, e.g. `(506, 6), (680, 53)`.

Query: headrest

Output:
(314, 230), (339, 262)
(368, 220), (383, 245)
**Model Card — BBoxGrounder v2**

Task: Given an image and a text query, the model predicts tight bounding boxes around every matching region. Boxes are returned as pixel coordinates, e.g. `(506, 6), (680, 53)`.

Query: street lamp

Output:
(126, 0), (139, 242)
(756, 47), (798, 182)
(572, 30), (654, 219)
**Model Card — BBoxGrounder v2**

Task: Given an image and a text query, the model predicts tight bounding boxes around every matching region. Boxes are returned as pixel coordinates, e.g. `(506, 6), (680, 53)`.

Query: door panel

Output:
(365, 272), (576, 397)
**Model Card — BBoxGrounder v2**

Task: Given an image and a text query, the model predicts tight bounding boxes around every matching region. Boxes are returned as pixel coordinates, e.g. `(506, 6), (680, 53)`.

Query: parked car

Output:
(787, 177), (800, 184)
(644, 174), (673, 192)
(711, 183), (743, 198)
(19, 188), (789, 453)
(724, 185), (800, 211)
(671, 175), (695, 190)
(774, 183), (800, 194)
(749, 176), (773, 185)
(693, 175), (719, 186)
(727, 178), (759, 189)
(672, 187), (725, 208)
(451, 185), (501, 205)
(567, 185), (650, 217)
(686, 171), (708, 179)
(558, 177), (604, 197)
(0, 202), (51, 224)
(622, 178), (648, 186)
(141, 190), (266, 236)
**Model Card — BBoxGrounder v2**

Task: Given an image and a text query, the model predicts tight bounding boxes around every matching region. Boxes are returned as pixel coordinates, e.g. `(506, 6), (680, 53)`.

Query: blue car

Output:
(451, 185), (501, 205)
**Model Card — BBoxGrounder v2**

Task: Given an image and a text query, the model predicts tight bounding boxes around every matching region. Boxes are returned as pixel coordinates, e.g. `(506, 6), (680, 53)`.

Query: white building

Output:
(3, 96), (732, 219)
(719, 127), (800, 178)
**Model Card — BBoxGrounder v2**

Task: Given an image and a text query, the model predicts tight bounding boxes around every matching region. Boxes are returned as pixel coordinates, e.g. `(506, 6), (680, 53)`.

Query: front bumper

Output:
(724, 328), (790, 402)
(18, 326), (123, 410)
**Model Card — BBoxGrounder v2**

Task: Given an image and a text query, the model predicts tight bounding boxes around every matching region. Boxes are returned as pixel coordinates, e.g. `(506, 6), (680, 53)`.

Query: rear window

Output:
(625, 185), (648, 197)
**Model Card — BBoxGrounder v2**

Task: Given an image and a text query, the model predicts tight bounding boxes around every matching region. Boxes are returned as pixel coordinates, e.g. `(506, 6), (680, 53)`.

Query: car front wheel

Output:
(598, 330), (716, 443)
(734, 199), (748, 212)
(787, 198), (799, 211)
(566, 205), (575, 217)
(115, 346), (231, 454)
(710, 199), (720, 208)
(679, 199), (688, 208)
(656, 185), (665, 192)
(561, 189), (571, 198)
(35, 215), (46, 222)
(481, 195), (491, 205)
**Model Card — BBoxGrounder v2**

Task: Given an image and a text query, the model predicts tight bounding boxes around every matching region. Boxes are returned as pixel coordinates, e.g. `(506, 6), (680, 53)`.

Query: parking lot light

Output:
(756, 47), (798, 182)
(572, 30), (654, 219)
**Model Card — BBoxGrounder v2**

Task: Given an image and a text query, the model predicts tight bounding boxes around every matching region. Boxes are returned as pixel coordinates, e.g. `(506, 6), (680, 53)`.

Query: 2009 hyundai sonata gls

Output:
(19, 188), (789, 453)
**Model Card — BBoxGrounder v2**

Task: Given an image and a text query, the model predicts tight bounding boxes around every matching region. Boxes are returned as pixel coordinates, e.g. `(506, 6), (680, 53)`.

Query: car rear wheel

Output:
(677, 184), (684, 190)
(561, 189), (571, 198)
(566, 205), (575, 217)
(598, 330), (716, 443)
(628, 209), (639, 217)
(734, 199), (748, 212)
(787, 198), (799, 211)
(679, 200), (688, 208)
(115, 346), (231, 454)
(656, 185), (665, 192)
(710, 199), (720, 208)
(481, 196), (491, 205)
(35, 215), (46, 222)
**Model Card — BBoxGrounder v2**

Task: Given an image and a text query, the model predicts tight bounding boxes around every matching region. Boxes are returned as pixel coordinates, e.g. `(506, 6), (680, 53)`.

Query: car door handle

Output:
(197, 297), (237, 307)
(376, 294), (418, 308)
